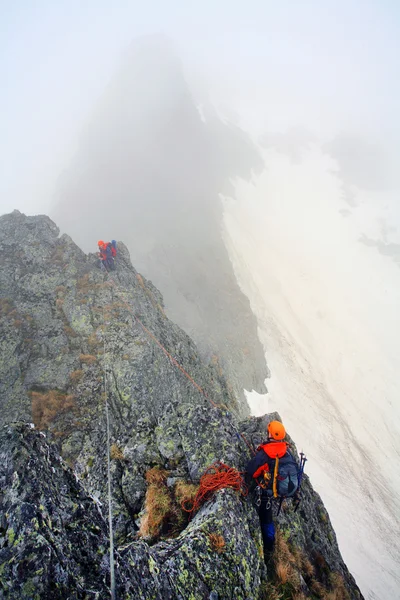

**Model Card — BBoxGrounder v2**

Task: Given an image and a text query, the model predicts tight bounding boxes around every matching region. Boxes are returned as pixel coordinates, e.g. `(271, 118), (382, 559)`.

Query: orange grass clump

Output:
(79, 354), (97, 364)
(208, 533), (226, 554)
(31, 390), (75, 430)
(138, 478), (173, 539)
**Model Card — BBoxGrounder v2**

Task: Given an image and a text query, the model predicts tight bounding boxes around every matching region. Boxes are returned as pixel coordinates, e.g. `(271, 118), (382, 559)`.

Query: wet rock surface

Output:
(0, 211), (363, 599)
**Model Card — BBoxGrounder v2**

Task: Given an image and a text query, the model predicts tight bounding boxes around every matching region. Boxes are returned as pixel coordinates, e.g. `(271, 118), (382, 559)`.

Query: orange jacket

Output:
(250, 441), (288, 480)
(98, 244), (107, 260)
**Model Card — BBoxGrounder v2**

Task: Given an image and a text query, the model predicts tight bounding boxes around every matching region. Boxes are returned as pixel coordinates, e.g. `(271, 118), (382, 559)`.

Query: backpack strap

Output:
(272, 456), (279, 498)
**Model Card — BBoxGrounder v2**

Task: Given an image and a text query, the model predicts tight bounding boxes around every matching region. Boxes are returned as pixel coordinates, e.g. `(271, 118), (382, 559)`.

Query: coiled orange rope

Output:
(182, 462), (247, 516)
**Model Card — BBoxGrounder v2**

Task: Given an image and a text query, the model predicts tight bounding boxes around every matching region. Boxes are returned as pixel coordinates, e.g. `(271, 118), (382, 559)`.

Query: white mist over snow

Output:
(222, 146), (400, 600)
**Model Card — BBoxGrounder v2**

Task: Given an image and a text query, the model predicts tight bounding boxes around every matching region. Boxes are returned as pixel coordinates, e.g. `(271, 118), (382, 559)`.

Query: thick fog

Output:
(1, 2), (400, 599)
(1, 0), (400, 217)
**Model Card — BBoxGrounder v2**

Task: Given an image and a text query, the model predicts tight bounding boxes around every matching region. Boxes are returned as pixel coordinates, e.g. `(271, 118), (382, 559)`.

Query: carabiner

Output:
(255, 486), (262, 508)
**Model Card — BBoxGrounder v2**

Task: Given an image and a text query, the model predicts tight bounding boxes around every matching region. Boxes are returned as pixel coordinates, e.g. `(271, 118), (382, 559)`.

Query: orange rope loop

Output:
(182, 462), (247, 516)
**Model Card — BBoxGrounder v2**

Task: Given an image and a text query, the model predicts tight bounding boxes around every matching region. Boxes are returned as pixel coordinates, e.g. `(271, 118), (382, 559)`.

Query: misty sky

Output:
(1, 0), (400, 216)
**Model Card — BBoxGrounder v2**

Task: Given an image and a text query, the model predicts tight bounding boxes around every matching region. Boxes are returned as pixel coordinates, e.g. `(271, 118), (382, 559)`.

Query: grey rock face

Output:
(0, 422), (110, 599)
(51, 35), (269, 408)
(0, 211), (363, 599)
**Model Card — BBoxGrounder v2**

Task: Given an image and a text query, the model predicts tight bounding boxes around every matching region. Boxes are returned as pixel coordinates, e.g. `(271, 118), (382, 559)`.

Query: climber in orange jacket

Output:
(245, 421), (287, 562)
(97, 240), (108, 271)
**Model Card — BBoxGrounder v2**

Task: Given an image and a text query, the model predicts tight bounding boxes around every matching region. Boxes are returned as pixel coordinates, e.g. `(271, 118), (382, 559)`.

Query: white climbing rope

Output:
(103, 307), (116, 600)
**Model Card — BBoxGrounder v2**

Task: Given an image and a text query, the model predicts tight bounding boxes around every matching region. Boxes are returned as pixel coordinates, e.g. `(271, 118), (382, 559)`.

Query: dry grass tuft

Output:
(275, 530), (293, 565)
(79, 354), (97, 364)
(145, 466), (168, 485)
(70, 369), (83, 384)
(302, 556), (315, 578)
(289, 543), (302, 569)
(110, 443), (124, 461)
(174, 480), (199, 506)
(314, 551), (328, 569)
(259, 582), (281, 600)
(326, 573), (351, 600)
(87, 331), (101, 349)
(266, 530), (345, 600)
(138, 482), (173, 539)
(168, 504), (186, 534)
(208, 533), (225, 553)
(311, 581), (327, 598)
(56, 298), (64, 310)
(275, 560), (290, 584)
(136, 274), (145, 289)
(55, 285), (66, 295)
(31, 390), (75, 430)
(64, 325), (77, 338)
(138, 472), (203, 542)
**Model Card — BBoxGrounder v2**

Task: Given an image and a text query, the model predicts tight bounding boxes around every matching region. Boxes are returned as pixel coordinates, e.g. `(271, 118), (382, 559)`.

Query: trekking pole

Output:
(294, 453), (307, 513)
(298, 452), (307, 486)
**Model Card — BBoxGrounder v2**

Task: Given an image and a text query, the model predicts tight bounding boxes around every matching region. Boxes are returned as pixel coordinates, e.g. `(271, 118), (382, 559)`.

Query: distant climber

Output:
(245, 420), (301, 563)
(111, 240), (117, 258)
(97, 240), (108, 271)
(105, 241), (115, 271)
(97, 240), (117, 271)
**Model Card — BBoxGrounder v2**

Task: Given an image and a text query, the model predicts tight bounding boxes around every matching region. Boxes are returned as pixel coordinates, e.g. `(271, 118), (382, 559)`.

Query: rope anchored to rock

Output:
(182, 462), (247, 517)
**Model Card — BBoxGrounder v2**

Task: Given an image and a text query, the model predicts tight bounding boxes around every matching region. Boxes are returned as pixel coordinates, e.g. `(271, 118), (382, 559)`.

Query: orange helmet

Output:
(267, 420), (286, 440)
(98, 240), (104, 247)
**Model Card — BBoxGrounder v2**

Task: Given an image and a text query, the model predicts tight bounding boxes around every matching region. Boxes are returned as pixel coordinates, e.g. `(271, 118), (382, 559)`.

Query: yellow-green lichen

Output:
(7, 528), (15, 545)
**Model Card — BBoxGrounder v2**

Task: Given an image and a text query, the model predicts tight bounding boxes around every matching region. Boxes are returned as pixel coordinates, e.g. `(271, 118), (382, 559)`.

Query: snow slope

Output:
(222, 145), (400, 600)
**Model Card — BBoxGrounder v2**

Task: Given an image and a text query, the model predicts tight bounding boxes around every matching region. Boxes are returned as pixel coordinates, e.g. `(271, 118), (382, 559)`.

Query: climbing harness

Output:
(181, 462), (247, 517)
(254, 486), (272, 510)
(102, 308), (116, 600)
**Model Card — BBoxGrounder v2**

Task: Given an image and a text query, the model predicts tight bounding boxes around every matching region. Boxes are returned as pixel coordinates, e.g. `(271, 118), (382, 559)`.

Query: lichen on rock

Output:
(0, 211), (363, 599)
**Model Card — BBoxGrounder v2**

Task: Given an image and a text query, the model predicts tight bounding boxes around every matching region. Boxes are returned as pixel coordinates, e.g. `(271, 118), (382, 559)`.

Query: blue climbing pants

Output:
(259, 498), (275, 557)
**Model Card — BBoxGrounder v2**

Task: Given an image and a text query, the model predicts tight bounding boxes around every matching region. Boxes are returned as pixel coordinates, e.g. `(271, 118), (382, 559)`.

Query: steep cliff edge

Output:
(0, 211), (362, 599)
(51, 34), (269, 407)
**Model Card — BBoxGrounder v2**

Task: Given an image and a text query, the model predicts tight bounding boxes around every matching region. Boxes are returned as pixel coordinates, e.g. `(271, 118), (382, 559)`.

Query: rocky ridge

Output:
(0, 211), (363, 599)
(51, 34), (269, 407)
